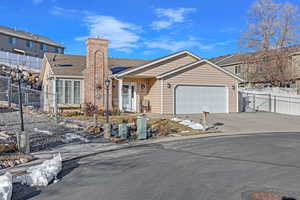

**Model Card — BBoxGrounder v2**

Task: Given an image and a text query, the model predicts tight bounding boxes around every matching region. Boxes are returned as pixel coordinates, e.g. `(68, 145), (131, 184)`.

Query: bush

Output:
(82, 103), (98, 116)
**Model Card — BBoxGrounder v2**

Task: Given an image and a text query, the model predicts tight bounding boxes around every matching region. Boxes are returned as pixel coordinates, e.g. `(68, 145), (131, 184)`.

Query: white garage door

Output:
(175, 85), (228, 114)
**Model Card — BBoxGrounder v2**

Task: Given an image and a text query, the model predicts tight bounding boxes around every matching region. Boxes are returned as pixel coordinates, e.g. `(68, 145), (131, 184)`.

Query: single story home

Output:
(40, 38), (243, 115)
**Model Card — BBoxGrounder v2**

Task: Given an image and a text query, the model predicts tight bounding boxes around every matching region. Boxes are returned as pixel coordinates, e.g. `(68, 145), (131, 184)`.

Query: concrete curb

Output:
(4, 130), (300, 176)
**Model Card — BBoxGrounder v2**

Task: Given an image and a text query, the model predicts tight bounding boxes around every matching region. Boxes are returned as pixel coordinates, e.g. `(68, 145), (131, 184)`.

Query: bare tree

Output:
(239, 0), (300, 86)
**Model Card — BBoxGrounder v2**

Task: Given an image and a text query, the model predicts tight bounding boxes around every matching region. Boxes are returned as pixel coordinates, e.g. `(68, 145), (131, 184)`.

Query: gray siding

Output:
(0, 33), (64, 58)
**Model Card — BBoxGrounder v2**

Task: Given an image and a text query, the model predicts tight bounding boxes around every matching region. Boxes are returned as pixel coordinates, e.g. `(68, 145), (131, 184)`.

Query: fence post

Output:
(7, 78), (12, 107)
(253, 94), (256, 112)
(274, 95), (276, 113)
(269, 94), (272, 112)
(25, 92), (29, 106)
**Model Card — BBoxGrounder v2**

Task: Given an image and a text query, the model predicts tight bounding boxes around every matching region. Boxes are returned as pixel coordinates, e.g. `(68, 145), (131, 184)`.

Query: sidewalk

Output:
(3, 129), (295, 176)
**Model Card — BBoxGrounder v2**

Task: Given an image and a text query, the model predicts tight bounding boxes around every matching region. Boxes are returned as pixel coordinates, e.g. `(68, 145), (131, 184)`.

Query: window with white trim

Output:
(55, 80), (81, 104)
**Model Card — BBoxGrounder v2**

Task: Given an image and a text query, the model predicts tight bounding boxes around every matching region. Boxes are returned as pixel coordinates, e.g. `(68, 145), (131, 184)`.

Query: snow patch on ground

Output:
(34, 128), (53, 135)
(171, 118), (204, 130)
(0, 172), (12, 200)
(14, 153), (62, 187)
(63, 133), (89, 143)
(170, 117), (182, 122)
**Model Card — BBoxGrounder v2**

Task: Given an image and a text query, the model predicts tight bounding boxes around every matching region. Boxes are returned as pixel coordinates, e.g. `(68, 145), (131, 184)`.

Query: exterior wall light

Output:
(167, 83), (171, 88)
(232, 85), (236, 90)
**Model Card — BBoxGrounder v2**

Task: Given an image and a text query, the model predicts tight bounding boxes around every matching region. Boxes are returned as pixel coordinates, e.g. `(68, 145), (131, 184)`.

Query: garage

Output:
(175, 85), (228, 114)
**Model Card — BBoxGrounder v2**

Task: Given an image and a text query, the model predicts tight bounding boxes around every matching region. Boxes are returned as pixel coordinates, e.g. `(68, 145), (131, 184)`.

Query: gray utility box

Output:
(118, 123), (128, 139)
(137, 117), (147, 140)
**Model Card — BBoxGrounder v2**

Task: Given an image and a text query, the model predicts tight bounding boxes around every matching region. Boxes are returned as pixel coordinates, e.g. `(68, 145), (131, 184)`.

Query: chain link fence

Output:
(239, 91), (300, 115)
(0, 75), (41, 108)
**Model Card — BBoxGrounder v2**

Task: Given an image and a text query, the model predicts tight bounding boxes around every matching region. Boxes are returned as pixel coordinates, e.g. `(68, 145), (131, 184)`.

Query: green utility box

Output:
(118, 123), (128, 139)
(137, 117), (147, 140)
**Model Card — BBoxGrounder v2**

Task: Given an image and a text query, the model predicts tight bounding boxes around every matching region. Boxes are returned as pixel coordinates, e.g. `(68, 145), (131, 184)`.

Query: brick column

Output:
(84, 38), (113, 111)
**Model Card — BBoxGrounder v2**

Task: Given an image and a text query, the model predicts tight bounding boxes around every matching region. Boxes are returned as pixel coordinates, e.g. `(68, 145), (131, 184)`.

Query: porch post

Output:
(118, 78), (123, 111)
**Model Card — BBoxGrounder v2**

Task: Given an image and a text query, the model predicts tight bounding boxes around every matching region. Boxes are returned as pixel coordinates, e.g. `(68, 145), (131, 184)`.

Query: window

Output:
(74, 81), (81, 104)
(234, 65), (241, 74)
(65, 80), (72, 104)
(40, 43), (47, 51)
(8, 37), (16, 45)
(55, 47), (63, 54)
(56, 80), (64, 104)
(26, 40), (33, 48)
(55, 80), (81, 104)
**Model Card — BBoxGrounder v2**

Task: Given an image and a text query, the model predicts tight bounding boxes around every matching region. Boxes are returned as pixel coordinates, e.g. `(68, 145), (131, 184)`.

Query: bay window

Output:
(55, 80), (81, 104)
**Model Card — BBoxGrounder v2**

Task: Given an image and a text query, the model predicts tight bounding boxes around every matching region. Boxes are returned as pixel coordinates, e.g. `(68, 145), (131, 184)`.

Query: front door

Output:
(122, 83), (136, 112)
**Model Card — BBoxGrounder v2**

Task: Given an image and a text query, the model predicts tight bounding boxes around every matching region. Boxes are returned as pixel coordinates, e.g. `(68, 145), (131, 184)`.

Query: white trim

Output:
(156, 59), (244, 82)
(160, 79), (164, 114)
(214, 54), (235, 64)
(116, 50), (202, 77)
(204, 59), (244, 82)
(226, 86), (229, 113)
(236, 83), (239, 112)
(118, 79), (123, 111)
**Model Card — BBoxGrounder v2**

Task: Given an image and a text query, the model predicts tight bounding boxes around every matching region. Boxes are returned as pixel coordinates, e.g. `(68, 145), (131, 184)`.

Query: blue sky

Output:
(0, 0), (299, 59)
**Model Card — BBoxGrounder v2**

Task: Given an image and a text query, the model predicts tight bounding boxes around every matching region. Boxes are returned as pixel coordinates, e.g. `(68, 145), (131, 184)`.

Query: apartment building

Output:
(0, 25), (64, 58)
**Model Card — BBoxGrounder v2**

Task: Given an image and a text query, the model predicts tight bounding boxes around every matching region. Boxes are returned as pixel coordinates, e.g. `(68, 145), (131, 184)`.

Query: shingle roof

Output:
(209, 44), (300, 67)
(46, 53), (86, 76)
(45, 53), (150, 77)
(0, 26), (64, 48)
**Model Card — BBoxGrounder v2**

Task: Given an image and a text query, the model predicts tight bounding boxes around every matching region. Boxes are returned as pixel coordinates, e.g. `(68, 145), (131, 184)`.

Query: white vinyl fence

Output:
(239, 88), (300, 116)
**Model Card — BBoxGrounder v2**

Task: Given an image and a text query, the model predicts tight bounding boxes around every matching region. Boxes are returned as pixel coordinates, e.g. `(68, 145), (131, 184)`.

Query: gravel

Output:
(0, 108), (108, 153)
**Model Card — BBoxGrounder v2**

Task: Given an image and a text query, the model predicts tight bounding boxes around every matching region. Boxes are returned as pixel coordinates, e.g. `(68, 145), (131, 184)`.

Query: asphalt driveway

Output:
(21, 132), (300, 200)
(177, 112), (300, 133)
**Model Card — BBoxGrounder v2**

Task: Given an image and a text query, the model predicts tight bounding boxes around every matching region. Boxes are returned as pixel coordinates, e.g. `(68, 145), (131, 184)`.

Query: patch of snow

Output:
(34, 128), (53, 135)
(0, 172), (12, 200)
(171, 117), (182, 122)
(0, 136), (8, 141)
(179, 119), (193, 126)
(169, 133), (181, 137)
(14, 153), (62, 187)
(180, 120), (203, 130)
(63, 133), (89, 143)
(188, 123), (203, 130)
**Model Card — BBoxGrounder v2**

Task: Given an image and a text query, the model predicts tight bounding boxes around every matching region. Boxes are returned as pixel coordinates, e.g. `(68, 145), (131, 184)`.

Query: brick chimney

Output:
(84, 38), (112, 110)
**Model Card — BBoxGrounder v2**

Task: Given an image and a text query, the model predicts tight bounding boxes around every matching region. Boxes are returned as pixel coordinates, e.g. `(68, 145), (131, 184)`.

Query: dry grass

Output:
(67, 113), (140, 124)
(148, 118), (218, 136)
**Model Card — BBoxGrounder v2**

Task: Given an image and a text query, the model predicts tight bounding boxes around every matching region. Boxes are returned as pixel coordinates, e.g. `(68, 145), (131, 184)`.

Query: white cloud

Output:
(145, 38), (235, 52)
(76, 15), (141, 50)
(50, 6), (92, 16)
(145, 38), (213, 51)
(32, 0), (43, 4)
(151, 8), (196, 30)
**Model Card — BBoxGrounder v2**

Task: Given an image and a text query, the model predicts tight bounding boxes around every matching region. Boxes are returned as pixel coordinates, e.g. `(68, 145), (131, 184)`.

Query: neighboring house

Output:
(40, 38), (243, 115)
(210, 45), (300, 90)
(0, 26), (64, 58)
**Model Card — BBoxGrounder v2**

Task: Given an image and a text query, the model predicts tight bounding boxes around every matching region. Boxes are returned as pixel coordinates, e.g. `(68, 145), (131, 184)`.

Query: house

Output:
(210, 45), (300, 91)
(40, 38), (243, 115)
(0, 25), (64, 58)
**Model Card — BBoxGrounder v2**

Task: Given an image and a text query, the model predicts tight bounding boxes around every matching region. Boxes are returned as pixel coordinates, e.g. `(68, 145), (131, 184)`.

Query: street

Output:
(14, 132), (300, 200)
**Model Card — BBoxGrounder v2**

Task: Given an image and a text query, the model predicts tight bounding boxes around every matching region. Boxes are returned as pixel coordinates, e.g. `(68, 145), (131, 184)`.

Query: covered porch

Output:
(114, 76), (160, 113)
